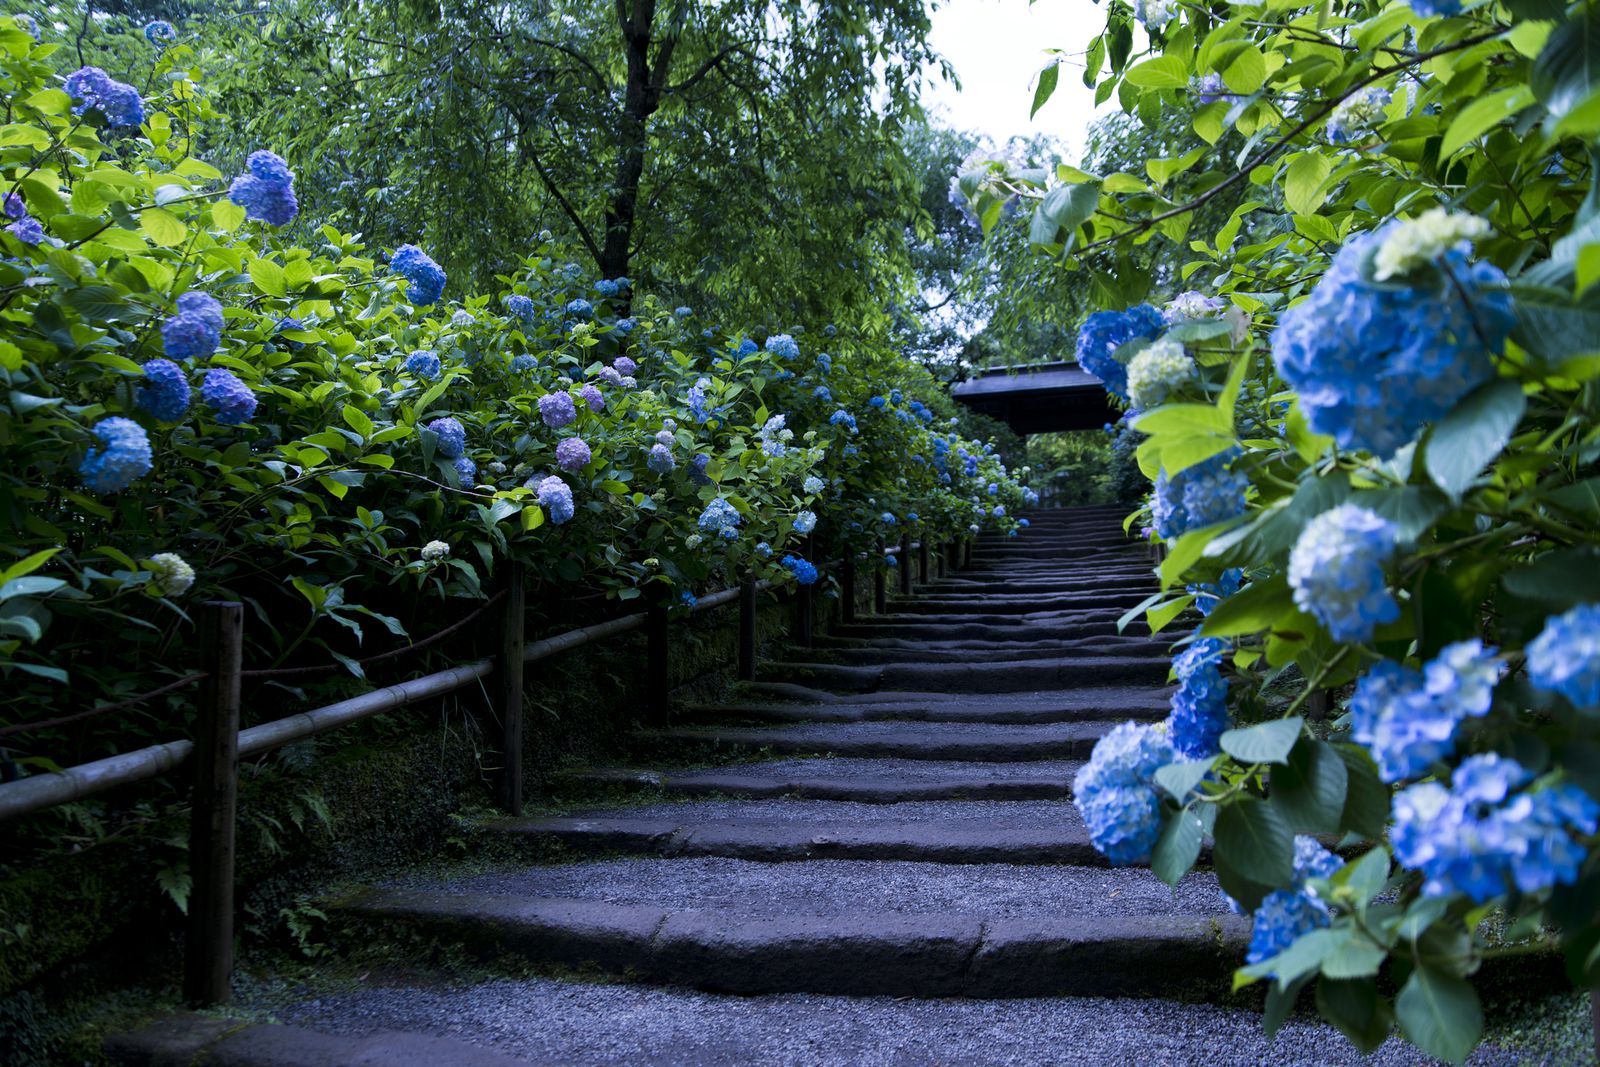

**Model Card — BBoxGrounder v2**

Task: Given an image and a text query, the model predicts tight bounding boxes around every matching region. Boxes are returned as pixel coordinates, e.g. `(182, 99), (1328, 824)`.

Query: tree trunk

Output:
(602, 0), (676, 286)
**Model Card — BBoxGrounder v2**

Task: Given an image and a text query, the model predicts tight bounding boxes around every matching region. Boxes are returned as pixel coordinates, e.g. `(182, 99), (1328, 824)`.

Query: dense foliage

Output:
(958, 0), (1600, 1058)
(0, 22), (1035, 779)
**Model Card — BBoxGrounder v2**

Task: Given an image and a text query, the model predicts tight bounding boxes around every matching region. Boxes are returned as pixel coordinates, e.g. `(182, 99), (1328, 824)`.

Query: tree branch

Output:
(520, 34), (611, 96)
(666, 43), (755, 95)
(524, 135), (603, 267)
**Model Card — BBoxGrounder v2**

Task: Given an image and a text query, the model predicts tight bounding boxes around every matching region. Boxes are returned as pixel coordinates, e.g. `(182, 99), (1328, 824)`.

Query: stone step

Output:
(783, 637), (1170, 666)
(637, 720), (1119, 761)
(339, 860), (1246, 998)
(885, 592), (1156, 615)
(827, 619), (1153, 642)
(758, 656), (1171, 694)
(105, 1014), (531, 1067)
(680, 686), (1169, 725)
(495, 799), (1108, 865)
(559, 757), (1087, 802)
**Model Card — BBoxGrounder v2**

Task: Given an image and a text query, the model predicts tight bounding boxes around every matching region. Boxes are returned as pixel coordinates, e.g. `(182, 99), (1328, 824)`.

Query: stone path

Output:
(112, 506), (1502, 1064)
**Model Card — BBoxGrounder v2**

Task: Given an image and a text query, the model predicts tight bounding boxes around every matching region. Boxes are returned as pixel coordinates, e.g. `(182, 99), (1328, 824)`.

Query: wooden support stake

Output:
(1306, 688), (1330, 723)
(874, 543), (887, 615)
(185, 601), (243, 1007)
(841, 556), (857, 624)
(496, 562), (526, 816)
(646, 601), (670, 727)
(899, 534), (913, 596)
(962, 538), (972, 568)
(738, 577), (758, 682)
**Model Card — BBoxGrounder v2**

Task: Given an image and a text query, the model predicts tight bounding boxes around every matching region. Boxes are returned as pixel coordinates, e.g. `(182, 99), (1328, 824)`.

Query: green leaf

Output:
(1221, 716), (1304, 765)
(1548, 476), (1600, 522)
(249, 257), (287, 297)
(1283, 152), (1332, 216)
(1199, 573), (1292, 638)
(1151, 806), (1204, 886)
(1316, 978), (1394, 1054)
(1222, 45), (1266, 94)
(1337, 846), (1392, 904)
(1029, 182), (1100, 245)
(1439, 85), (1534, 159)
(1335, 744), (1389, 838)
(1123, 55), (1189, 89)
(1396, 968), (1482, 1064)
(1532, 4), (1600, 130)
(1423, 379), (1526, 500)
(140, 207), (187, 247)
(1155, 758), (1215, 801)
(1270, 739), (1348, 833)
(1032, 60), (1060, 118)
(1213, 796), (1294, 886)
(342, 404), (374, 438)
(212, 199), (246, 231)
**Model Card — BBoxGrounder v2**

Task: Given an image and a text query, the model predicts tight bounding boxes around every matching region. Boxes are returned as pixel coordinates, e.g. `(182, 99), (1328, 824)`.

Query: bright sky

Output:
(924, 0), (1113, 159)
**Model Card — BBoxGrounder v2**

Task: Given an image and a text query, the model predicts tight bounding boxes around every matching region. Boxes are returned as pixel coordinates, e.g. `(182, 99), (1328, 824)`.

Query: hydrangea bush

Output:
(0, 30), (1033, 753)
(959, 0), (1600, 1059)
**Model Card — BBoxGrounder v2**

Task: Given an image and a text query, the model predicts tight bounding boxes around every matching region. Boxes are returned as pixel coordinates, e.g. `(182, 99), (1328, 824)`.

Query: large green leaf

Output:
(1532, 4), (1600, 130)
(1270, 739), (1348, 833)
(1221, 716), (1303, 764)
(1151, 806), (1204, 886)
(1214, 796), (1294, 886)
(1424, 379), (1526, 500)
(1335, 744), (1390, 838)
(1396, 968), (1482, 1065)
(1123, 55), (1189, 89)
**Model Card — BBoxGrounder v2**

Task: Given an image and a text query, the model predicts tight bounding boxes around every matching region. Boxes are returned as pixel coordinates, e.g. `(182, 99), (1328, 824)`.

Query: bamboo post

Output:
(184, 601), (243, 1007)
(496, 562), (526, 816)
(738, 576), (757, 681)
(899, 534), (913, 596)
(840, 555), (857, 624)
(646, 600), (670, 727)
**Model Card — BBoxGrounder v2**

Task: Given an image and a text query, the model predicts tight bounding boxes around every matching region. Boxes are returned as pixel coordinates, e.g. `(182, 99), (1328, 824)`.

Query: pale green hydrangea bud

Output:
(147, 553), (195, 597)
(1127, 337), (1195, 410)
(1373, 208), (1490, 281)
(421, 540), (451, 561)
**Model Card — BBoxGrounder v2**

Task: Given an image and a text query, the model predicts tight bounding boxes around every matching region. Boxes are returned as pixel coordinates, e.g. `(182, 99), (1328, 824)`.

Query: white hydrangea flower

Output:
(685, 534), (703, 549)
(1135, 0), (1177, 31)
(1164, 290), (1226, 322)
(802, 475), (825, 495)
(450, 309), (476, 328)
(1326, 86), (1391, 144)
(1373, 208), (1491, 281)
(1126, 337), (1195, 410)
(147, 553), (195, 597)
(421, 540), (451, 561)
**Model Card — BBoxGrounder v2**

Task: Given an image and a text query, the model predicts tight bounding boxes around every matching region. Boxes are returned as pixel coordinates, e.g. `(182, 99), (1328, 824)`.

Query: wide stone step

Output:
(105, 1015), (528, 1067)
(685, 686), (1169, 725)
(496, 798), (1108, 865)
(759, 656), (1171, 694)
(786, 637), (1170, 666)
(340, 860), (1245, 998)
(637, 720), (1119, 760)
(886, 593), (1156, 615)
(560, 757), (1088, 802)
(827, 618), (1153, 642)
(920, 577), (1157, 595)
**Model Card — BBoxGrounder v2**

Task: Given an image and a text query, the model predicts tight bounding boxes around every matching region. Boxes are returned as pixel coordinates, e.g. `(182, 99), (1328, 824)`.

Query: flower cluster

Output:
(162, 291), (224, 360)
(79, 417), (153, 493)
(1393, 754), (1599, 903)
(1350, 640), (1502, 782)
(579, 384), (605, 412)
(1151, 450), (1247, 539)
(1167, 638), (1230, 759)
(539, 391), (577, 429)
(1243, 837), (1345, 974)
(1527, 605), (1600, 709)
(1187, 568), (1243, 617)
(146, 552), (195, 596)
(391, 244), (447, 306)
(1134, 0), (1177, 30)
(765, 334), (800, 359)
(555, 437), (591, 472)
(537, 476), (575, 525)
(426, 417), (467, 459)
(1126, 337), (1194, 410)
(794, 510), (817, 534)
(136, 359), (191, 422)
(1288, 504), (1399, 643)
(404, 350), (441, 379)
(200, 369), (257, 425)
(647, 443), (676, 473)
(829, 409), (857, 433)
(1073, 721), (1174, 865)
(758, 414), (793, 457)
(1074, 304), (1165, 400)
(144, 19), (177, 44)
(782, 555), (818, 585)
(1271, 218), (1514, 457)
(64, 66), (145, 127)
(1190, 72), (1237, 105)
(1326, 87), (1391, 144)
(6, 192), (43, 245)
(698, 498), (742, 541)
(229, 150), (298, 225)
(421, 540), (451, 562)
(505, 294), (535, 321)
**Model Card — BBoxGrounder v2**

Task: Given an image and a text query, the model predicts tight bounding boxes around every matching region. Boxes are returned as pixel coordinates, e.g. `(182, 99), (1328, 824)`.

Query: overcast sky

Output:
(923, 0), (1113, 159)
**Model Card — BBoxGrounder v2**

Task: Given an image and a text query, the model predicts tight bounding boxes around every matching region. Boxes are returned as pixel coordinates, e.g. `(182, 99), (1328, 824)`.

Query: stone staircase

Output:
(111, 506), (1454, 1065)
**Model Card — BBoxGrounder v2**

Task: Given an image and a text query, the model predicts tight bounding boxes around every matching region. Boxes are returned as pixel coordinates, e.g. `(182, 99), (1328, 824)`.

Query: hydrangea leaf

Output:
(1221, 716), (1303, 764)
(1315, 978), (1395, 1055)
(1154, 758), (1215, 801)
(1423, 379), (1526, 500)
(1269, 739), (1348, 833)
(1334, 744), (1389, 838)
(1150, 806), (1203, 886)
(1396, 967), (1482, 1065)
(1214, 796), (1294, 888)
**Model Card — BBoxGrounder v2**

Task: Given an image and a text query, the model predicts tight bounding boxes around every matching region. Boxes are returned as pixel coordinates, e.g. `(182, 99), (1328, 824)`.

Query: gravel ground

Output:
(262, 976), (1524, 1066)
(565, 797), (1090, 830)
(384, 857), (1228, 919)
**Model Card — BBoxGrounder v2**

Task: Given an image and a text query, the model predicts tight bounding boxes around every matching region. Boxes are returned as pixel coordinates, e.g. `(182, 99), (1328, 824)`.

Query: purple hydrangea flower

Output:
(228, 149), (298, 226)
(537, 475), (575, 524)
(64, 67), (145, 127)
(579, 383), (604, 412)
(135, 358), (190, 422)
(539, 391), (576, 428)
(391, 244), (446, 306)
(426, 416), (466, 459)
(200, 368), (257, 425)
(6, 215), (44, 245)
(555, 436), (592, 472)
(161, 291), (224, 360)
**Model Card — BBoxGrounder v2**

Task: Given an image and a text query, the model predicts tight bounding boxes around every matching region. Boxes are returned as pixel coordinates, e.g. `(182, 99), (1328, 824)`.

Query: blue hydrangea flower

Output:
(647, 443), (675, 473)
(690, 453), (712, 486)
(782, 554), (819, 585)
(813, 385), (833, 402)
(1271, 223), (1514, 458)
(64, 67), (145, 127)
(829, 409), (857, 433)
(594, 279), (619, 297)
(1527, 605), (1600, 709)
(404, 350), (441, 379)
(1352, 641), (1503, 782)
(200, 369), (256, 425)
(1075, 304), (1165, 400)
(766, 334), (799, 359)
(144, 19), (177, 43)
(1167, 638), (1230, 759)
(537, 475), (575, 525)
(1019, 517), (1031, 527)
(1407, 0), (1461, 15)
(391, 244), (446, 306)
(510, 354), (538, 373)
(816, 353), (832, 375)
(993, 505), (1006, 517)
(162, 291), (224, 360)
(505, 294), (535, 321)
(1187, 568), (1243, 617)
(579, 383), (604, 412)
(698, 498), (741, 537)
(564, 298), (593, 318)
(687, 378), (713, 423)
(735, 338), (758, 358)
(869, 395), (886, 409)
(803, 476), (825, 495)
(79, 417), (152, 493)
(614, 356), (637, 375)
(675, 306), (692, 317)
(555, 437), (592, 472)
(539, 391), (576, 429)
(679, 589), (697, 608)
(7, 215), (43, 245)
(426, 416), (466, 459)
(1394, 754), (1599, 902)
(453, 455), (477, 483)
(1073, 721), (1175, 865)
(755, 542), (772, 558)
(1247, 890), (1332, 972)
(881, 512), (896, 525)
(136, 359), (190, 422)
(3, 193), (23, 220)
(1190, 72), (1237, 105)
(794, 510), (817, 534)
(1151, 449), (1247, 540)
(1289, 504), (1400, 642)
(229, 150), (297, 225)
